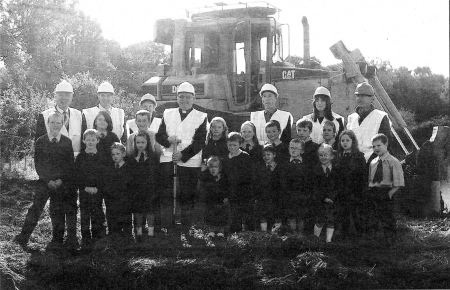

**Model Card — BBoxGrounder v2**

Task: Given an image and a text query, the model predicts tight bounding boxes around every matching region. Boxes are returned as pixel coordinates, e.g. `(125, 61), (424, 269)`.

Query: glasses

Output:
(289, 147), (302, 150)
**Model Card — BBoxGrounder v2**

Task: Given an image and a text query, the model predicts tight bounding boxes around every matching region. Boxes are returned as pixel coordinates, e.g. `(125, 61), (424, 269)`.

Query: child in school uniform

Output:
(94, 111), (120, 158)
(296, 120), (320, 170)
(265, 120), (290, 164)
(128, 130), (158, 241)
(33, 112), (75, 247)
(367, 133), (404, 243)
(201, 117), (229, 170)
(336, 130), (367, 237)
(312, 144), (342, 243)
(104, 143), (133, 237)
(240, 121), (264, 167)
(284, 138), (311, 235)
(253, 144), (287, 233)
(197, 156), (230, 238)
(74, 129), (109, 247)
(222, 132), (253, 232)
(322, 121), (339, 151)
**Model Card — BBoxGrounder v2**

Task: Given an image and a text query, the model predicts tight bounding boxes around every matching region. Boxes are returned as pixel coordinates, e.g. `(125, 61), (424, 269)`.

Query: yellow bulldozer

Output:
(141, 2), (449, 216)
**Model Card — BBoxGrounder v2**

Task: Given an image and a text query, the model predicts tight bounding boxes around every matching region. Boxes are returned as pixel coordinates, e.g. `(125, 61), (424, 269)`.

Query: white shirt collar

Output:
(48, 133), (62, 142)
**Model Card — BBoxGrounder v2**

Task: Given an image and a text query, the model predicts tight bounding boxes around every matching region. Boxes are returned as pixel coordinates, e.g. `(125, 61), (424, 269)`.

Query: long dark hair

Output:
(133, 130), (152, 158)
(93, 111), (114, 132)
(312, 95), (334, 122)
(338, 130), (360, 154)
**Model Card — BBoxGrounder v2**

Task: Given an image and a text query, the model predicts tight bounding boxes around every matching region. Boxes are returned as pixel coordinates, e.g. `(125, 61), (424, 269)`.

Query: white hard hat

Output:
(259, 83), (279, 97)
(177, 82), (195, 96)
(314, 86), (331, 99)
(54, 80), (73, 93)
(97, 82), (115, 94)
(139, 93), (157, 107)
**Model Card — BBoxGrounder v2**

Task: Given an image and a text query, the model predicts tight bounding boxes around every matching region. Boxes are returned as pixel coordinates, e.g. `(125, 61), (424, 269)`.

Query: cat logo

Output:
(282, 70), (295, 80)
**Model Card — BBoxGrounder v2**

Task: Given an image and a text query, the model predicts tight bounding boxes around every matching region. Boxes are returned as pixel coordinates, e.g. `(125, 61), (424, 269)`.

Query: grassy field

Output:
(1, 174), (450, 290)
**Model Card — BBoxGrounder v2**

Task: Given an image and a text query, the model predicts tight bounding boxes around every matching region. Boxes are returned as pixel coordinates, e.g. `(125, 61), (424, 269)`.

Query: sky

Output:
(77, 0), (449, 77)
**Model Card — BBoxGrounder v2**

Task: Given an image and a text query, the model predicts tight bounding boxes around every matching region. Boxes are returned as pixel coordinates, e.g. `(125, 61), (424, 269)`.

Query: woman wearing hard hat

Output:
(297, 86), (344, 145)
(250, 84), (294, 145)
(82, 82), (126, 142)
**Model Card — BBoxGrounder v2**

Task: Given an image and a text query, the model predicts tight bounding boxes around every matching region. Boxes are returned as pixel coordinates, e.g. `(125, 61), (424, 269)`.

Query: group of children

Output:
(34, 107), (404, 248)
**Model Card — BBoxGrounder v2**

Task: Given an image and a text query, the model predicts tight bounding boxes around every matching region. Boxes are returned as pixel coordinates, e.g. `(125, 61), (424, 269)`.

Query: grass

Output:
(1, 176), (450, 289)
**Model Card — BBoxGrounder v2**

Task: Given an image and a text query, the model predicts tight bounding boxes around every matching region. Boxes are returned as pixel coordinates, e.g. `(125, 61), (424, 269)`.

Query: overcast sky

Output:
(78, 0), (449, 77)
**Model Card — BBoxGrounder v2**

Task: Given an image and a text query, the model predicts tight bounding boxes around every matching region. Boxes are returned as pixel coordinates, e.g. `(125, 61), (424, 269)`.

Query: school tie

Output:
(326, 167), (331, 177)
(115, 163), (119, 169)
(139, 153), (145, 164)
(63, 111), (69, 131)
(267, 164), (272, 171)
(100, 133), (105, 138)
(52, 138), (57, 143)
(246, 144), (251, 151)
(373, 159), (384, 183)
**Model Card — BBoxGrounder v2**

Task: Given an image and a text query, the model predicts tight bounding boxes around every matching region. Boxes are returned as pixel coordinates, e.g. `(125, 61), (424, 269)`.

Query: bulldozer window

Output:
(185, 32), (220, 72)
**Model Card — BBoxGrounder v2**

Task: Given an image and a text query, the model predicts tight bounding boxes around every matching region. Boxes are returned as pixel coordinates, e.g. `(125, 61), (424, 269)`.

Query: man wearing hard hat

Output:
(14, 80), (83, 249)
(82, 82), (126, 142)
(347, 82), (393, 162)
(250, 84), (293, 145)
(156, 82), (208, 233)
(297, 86), (344, 144)
(125, 93), (161, 138)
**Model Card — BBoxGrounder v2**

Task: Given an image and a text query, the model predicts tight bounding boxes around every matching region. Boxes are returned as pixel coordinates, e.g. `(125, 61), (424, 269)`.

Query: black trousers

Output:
(159, 162), (200, 229)
(20, 182), (77, 244)
(105, 198), (132, 236)
(79, 190), (105, 243)
(367, 187), (396, 234)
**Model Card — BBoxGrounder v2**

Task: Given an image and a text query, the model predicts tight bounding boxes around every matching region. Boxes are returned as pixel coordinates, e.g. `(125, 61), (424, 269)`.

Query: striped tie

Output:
(63, 111), (69, 130)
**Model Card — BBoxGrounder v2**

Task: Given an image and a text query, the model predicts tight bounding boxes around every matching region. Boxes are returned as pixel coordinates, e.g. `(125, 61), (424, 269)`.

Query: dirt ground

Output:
(1, 176), (450, 290)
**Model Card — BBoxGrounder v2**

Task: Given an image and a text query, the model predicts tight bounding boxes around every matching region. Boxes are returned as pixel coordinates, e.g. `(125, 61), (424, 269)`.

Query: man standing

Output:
(156, 82), (207, 233)
(347, 82), (393, 162)
(251, 84), (293, 145)
(83, 81), (126, 143)
(14, 80), (85, 249)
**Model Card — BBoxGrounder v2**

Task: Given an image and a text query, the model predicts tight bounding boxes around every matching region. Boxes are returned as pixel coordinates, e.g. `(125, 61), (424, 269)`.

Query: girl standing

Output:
(128, 130), (158, 241)
(298, 87), (344, 144)
(240, 121), (263, 166)
(201, 117), (229, 169)
(94, 111), (120, 158)
(336, 130), (367, 237)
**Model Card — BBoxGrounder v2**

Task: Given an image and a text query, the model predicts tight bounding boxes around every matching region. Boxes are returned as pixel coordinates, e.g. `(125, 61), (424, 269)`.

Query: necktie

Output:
(63, 111), (69, 130)
(326, 167), (331, 177)
(373, 159), (384, 183)
(267, 164), (272, 171)
(88, 152), (95, 157)
(115, 163), (119, 169)
(100, 133), (105, 138)
(52, 138), (57, 143)
(246, 144), (251, 151)
(139, 153), (145, 163)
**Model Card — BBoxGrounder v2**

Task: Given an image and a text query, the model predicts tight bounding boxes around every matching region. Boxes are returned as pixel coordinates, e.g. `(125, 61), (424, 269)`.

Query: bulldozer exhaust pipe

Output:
(302, 16), (310, 68)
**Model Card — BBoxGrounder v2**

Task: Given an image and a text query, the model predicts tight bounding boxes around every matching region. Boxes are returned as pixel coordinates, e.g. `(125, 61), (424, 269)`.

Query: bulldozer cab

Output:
(153, 3), (288, 110)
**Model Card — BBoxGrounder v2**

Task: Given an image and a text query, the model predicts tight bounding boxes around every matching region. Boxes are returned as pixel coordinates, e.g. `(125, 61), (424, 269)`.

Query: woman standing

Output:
(298, 87), (344, 144)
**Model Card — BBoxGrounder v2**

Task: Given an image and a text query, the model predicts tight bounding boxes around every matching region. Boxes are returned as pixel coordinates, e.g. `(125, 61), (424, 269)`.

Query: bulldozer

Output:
(141, 2), (449, 216)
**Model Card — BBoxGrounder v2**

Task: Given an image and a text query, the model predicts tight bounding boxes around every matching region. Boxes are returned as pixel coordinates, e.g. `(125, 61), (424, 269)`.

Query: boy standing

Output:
(74, 129), (109, 247)
(265, 120), (289, 164)
(312, 144), (342, 243)
(33, 112), (75, 248)
(284, 139), (310, 235)
(296, 120), (319, 170)
(368, 133), (404, 243)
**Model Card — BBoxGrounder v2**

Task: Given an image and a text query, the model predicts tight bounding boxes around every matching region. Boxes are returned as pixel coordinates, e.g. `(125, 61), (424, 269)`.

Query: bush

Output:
(0, 86), (52, 164)
(409, 115), (450, 146)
